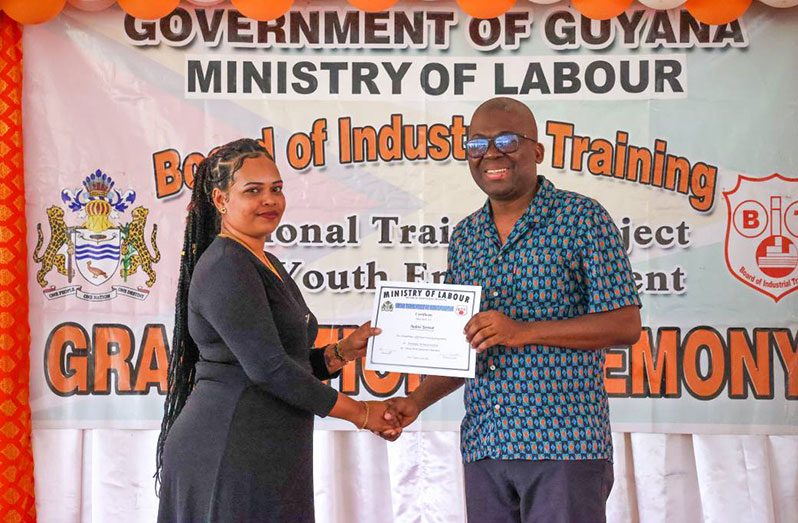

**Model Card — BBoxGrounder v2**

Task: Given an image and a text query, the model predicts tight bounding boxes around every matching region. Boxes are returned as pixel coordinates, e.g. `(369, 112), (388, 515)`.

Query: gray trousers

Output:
(464, 459), (614, 523)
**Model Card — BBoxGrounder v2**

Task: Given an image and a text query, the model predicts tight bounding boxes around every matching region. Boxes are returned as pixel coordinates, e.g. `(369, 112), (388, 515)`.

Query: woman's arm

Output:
(196, 246), (340, 416)
(310, 322), (381, 378)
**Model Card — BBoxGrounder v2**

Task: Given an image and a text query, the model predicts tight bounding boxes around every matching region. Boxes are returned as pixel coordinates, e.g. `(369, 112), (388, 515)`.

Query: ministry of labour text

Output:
(186, 56), (685, 99)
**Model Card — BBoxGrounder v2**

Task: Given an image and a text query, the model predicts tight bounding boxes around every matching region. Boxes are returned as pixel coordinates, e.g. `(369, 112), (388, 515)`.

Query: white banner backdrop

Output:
(24, 1), (798, 433)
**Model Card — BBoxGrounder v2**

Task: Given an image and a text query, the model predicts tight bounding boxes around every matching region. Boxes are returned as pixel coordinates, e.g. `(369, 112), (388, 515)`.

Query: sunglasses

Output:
(464, 132), (537, 159)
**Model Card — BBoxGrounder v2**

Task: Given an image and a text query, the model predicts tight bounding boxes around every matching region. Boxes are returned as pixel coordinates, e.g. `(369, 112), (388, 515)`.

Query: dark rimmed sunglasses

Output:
(465, 132), (537, 159)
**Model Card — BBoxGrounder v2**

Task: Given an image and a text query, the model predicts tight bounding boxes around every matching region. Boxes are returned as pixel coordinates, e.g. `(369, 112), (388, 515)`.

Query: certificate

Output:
(365, 281), (481, 378)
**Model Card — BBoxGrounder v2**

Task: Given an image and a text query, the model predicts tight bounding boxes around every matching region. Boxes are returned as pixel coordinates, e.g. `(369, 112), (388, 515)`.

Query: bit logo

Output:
(724, 174), (798, 302)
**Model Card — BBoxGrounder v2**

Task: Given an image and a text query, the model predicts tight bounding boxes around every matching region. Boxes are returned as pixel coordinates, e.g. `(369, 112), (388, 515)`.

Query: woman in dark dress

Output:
(155, 138), (399, 522)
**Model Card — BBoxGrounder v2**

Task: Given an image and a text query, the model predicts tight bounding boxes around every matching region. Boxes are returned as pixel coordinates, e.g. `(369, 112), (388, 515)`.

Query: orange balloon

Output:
(456, 0), (515, 20)
(2, 0), (66, 24)
(117, 0), (180, 20)
(571, 0), (634, 20)
(347, 0), (399, 12)
(685, 0), (752, 25)
(231, 0), (295, 21)
(67, 0), (117, 12)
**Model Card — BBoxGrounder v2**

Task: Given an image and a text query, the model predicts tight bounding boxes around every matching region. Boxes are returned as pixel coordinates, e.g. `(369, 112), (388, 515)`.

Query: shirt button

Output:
(494, 405), (501, 413)
(492, 291), (499, 297)
(490, 365), (496, 371)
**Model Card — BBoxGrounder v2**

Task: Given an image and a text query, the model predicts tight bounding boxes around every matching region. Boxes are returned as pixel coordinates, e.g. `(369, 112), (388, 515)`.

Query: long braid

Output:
(155, 138), (273, 491)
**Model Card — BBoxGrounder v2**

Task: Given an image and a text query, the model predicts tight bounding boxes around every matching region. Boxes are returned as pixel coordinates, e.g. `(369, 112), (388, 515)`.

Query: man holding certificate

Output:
(381, 98), (642, 522)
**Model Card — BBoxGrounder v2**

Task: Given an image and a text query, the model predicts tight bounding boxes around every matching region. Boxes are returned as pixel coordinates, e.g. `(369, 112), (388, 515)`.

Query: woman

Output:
(155, 138), (399, 522)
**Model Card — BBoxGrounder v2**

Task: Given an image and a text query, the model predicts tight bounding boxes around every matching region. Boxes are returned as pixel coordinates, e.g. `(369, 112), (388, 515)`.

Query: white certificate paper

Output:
(366, 281), (482, 378)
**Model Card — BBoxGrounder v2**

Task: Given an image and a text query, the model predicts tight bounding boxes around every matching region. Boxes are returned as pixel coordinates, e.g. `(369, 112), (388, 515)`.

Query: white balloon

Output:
(758, 0), (798, 7)
(639, 0), (686, 8)
(67, 0), (116, 11)
(186, 0), (227, 6)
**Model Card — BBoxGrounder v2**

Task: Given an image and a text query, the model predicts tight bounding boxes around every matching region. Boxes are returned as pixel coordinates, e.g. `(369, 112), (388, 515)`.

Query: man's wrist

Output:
(516, 320), (540, 347)
(407, 390), (433, 413)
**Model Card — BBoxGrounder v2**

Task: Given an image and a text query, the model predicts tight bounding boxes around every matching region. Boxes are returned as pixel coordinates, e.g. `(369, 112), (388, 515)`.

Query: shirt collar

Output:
(476, 175), (555, 230)
(522, 175), (555, 227)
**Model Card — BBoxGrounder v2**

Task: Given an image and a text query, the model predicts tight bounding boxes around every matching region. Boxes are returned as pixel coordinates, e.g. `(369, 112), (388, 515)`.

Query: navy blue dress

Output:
(158, 237), (339, 522)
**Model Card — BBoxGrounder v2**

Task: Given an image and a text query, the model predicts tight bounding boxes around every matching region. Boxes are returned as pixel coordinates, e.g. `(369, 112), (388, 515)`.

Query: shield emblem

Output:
(723, 173), (798, 302)
(74, 228), (121, 286)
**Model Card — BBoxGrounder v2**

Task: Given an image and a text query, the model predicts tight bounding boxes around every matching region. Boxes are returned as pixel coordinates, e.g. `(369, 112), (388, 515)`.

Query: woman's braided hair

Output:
(155, 138), (272, 491)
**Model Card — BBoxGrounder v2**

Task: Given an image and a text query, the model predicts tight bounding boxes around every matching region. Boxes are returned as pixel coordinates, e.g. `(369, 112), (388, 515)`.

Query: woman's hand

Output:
(373, 397), (420, 441)
(338, 321), (381, 362)
(363, 400), (402, 436)
(323, 322), (382, 373)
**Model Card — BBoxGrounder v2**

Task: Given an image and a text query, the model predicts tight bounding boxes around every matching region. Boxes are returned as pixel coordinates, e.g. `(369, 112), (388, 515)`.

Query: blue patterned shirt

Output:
(447, 176), (640, 463)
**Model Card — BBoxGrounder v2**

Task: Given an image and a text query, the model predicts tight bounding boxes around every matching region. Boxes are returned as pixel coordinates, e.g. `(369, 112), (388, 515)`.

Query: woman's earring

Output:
(220, 207), (227, 214)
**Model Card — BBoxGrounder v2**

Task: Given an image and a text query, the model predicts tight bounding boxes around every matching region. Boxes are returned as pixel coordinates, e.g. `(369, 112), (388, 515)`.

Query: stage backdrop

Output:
(24, 1), (798, 433)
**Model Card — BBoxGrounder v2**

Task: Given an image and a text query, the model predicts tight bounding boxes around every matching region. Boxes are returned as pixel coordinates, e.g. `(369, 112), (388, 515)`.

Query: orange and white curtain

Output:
(0, 12), (35, 523)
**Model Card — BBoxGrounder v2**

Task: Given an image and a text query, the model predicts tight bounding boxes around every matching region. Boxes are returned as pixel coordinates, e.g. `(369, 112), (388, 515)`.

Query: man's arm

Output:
(381, 306), (640, 434)
(380, 376), (464, 437)
(408, 375), (464, 411)
(464, 305), (641, 352)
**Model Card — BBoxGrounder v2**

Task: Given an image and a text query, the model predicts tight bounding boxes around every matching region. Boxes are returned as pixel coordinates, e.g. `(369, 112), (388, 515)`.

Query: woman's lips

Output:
(258, 211), (280, 220)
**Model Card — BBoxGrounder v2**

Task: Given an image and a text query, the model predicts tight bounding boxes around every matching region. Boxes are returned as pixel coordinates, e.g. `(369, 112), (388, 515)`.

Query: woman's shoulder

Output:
(191, 238), (257, 288)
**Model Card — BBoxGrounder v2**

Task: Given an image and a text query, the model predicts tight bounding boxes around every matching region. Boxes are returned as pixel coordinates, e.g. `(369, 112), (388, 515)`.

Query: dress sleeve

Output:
(308, 348), (341, 381)
(193, 247), (338, 417)
(267, 257), (342, 382)
(577, 201), (641, 314)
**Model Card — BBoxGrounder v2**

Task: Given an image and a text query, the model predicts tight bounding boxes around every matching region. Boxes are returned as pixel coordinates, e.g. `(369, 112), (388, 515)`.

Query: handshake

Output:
(357, 397), (420, 441)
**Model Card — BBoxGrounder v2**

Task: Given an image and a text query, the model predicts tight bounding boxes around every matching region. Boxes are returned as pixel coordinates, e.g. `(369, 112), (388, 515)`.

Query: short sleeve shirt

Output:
(446, 176), (640, 463)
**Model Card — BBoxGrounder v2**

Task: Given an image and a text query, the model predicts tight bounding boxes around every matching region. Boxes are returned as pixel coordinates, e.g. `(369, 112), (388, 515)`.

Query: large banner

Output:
(25, 2), (798, 432)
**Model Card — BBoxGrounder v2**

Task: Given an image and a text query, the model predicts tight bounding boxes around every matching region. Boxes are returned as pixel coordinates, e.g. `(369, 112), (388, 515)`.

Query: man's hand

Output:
(464, 311), (526, 352)
(364, 400), (402, 437)
(374, 397), (421, 441)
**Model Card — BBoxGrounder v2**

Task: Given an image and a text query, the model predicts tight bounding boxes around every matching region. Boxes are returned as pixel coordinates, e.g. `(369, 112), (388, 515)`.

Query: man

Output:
(383, 97), (642, 522)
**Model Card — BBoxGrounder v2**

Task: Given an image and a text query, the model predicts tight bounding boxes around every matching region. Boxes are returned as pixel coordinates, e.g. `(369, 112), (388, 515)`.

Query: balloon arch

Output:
(1, 0), (797, 25)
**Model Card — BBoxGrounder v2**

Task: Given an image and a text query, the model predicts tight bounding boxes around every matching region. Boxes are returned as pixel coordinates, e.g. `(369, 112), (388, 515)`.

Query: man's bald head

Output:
(469, 97), (538, 139)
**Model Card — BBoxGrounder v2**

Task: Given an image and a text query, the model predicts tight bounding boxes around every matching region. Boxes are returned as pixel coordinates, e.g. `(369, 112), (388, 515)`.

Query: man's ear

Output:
(535, 141), (545, 164)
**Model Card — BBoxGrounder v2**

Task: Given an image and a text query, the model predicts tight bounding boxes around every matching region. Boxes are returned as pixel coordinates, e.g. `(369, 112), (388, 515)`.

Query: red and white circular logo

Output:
(724, 174), (798, 302)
